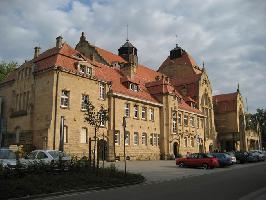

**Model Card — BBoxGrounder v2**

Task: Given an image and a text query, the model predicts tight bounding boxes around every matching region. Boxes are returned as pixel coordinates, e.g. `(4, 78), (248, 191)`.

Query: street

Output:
(39, 161), (266, 200)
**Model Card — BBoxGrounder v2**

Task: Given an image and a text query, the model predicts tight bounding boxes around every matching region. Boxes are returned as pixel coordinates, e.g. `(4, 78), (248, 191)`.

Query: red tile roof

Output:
(95, 46), (126, 64)
(179, 99), (203, 115)
(213, 92), (238, 113)
(159, 52), (202, 75)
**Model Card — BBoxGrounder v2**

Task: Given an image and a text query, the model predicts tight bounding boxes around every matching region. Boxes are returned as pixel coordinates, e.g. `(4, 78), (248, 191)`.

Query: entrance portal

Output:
(98, 139), (107, 160)
(173, 142), (179, 158)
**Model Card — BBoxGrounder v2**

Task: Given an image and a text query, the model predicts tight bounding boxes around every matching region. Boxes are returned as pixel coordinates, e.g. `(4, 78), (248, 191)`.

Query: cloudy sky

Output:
(0, 0), (265, 113)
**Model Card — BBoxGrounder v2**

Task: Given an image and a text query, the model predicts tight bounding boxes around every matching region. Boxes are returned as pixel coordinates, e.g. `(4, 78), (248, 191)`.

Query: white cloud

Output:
(0, 0), (265, 112)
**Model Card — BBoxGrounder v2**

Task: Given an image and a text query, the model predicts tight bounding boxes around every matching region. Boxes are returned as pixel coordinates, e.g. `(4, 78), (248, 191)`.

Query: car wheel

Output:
(179, 162), (184, 168)
(202, 163), (208, 169)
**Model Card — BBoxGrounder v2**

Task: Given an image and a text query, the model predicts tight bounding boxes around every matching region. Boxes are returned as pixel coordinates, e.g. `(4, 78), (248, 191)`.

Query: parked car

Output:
(249, 150), (265, 161)
(234, 151), (249, 164)
(225, 152), (237, 164)
(246, 152), (260, 162)
(24, 150), (71, 167)
(176, 153), (219, 169)
(0, 148), (17, 169)
(211, 153), (233, 167)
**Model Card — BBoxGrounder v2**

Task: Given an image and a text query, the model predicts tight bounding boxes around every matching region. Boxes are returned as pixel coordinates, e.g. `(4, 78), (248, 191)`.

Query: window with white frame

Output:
(190, 115), (195, 127)
(150, 108), (154, 121)
(184, 114), (188, 126)
(81, 94), (89, 110)
(172, 111), (177, 132)
(141, 107), (147, 120)
(99, 83), (106, 100)
(129, 83), (139, 92)
(133, 132), (139, 145)
(99, 113), (106, 127)
(134, 105), (139, 118)
(80, 127), (88, 143)
(190, 137), (195, 147)
(125, 132), (130, 145)
(64, 126), (68, 143)
(61, 90), (69, 108)
(125, 103), (130, 117)
(79, 64), (92, 76)
(153, 134), (157, 146)
(178, 113), (182, 125)
(115, 131), (120, 145)
(150, 133), (153, 145)
(141, 133), (147, 145)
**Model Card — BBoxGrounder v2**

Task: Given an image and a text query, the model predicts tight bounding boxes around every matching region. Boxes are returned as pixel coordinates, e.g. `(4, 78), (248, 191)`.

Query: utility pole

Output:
(122, 116), (127, 176)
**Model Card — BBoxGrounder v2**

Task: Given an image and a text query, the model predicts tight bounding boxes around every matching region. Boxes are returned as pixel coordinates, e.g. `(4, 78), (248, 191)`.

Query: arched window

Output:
(141, 133), (147, 145)
(125, 131), (130, 145)
(133, 132), (139, 145)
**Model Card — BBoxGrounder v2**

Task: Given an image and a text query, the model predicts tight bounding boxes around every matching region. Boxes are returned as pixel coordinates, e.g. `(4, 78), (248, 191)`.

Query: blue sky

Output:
(0, 0), (265, 113)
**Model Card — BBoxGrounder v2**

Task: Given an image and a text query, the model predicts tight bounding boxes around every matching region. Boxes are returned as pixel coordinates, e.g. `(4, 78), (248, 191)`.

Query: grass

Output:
(0, 164), (145, 199)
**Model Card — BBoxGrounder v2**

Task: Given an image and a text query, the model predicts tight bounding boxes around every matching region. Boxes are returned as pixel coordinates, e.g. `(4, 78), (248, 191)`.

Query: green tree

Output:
(84, 99), (109, 170)
(0, 61), (18, 82)
(246, 109), (266, 148)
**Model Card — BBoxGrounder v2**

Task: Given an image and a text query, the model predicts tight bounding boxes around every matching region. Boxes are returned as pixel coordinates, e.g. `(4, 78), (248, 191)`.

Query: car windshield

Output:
(48, 151), (66, 159)
(206, 153), (214, 158)
(0, 149), (16, 159)
(27, 151), (37, 159)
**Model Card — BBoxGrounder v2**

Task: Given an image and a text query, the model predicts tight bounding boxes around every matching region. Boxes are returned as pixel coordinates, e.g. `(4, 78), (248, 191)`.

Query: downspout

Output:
(53, 69), (60, 150)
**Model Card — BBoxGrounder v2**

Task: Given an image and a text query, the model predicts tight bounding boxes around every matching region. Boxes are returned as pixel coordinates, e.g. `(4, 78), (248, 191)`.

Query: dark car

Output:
(176, 153), (219, 169)
(234, 151), (249, 164)
(211, 153), (232, 167)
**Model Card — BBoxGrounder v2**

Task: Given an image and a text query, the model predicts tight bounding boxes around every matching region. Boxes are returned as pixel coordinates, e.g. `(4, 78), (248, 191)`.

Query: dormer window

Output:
(79, 64), (92, 76)
(129, 83), (139, 92)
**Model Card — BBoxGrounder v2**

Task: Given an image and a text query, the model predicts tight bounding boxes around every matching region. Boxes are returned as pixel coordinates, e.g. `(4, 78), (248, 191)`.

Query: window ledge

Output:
(10, 110), (27, 118)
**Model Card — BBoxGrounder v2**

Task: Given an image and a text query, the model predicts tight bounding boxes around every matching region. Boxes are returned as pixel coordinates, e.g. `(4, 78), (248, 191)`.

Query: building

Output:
(213, 88), (261, 151)
(0, 32), (261, 160)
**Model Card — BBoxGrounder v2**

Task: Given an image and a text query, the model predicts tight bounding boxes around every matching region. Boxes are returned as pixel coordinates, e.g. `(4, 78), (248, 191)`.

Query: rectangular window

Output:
(115, 131), (120, 145)
(197, 117), (200, 128)
(80, 127), (88, 143)
(81, 94), (89, 110)
(99, 113), (105, 127)
(184, 137), (187, 147)
(141, 107), (147, 120)
(157, 134), (160, 146)
(99, 83), (106, 100)
(86, 67), (92, 76)
(80, 65), (86, 74)
(150, 133), (153, 145)
(190, 116), (195, 127)
(125, 132), (130, 145)
(134, 105), (139, 118)
(178, 113), (182, 125)
(172, 111), (177, 132)
(133, 132), (139, 145)
(184, 114), (188, 126)
(61, 90), (69, 108)
(190, 137), (195, 147)
(153, 134), (157, 146)
(150, 108), (154, 121)
(125, 103), (130, 117)
(141, 133), (147, 145)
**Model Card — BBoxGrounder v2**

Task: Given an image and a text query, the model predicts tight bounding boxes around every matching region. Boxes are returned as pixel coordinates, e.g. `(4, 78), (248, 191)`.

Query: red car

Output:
(176, 153), (219, 169)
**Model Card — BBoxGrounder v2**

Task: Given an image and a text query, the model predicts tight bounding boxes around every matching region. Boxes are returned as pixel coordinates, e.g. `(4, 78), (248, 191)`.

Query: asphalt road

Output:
(41, 161), (266, 200)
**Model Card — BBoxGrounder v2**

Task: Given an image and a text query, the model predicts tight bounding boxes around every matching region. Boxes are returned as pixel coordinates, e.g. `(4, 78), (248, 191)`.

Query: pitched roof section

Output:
(95, 46), (127, 64)
(213, 92), (238, 113)
(179, 99), (203, 115)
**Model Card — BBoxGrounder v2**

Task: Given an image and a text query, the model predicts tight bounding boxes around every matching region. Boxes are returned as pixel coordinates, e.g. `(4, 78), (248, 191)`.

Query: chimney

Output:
(56, 36), (63, 48)
(34, 47), (41, 59)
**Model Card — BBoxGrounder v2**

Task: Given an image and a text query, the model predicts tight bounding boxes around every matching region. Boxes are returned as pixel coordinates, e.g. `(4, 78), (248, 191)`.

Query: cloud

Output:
(0, 0), (265, 112)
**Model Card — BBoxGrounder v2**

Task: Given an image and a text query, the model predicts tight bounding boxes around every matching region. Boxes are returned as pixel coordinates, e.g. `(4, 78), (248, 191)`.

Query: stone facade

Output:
(0, 33), (261, 161)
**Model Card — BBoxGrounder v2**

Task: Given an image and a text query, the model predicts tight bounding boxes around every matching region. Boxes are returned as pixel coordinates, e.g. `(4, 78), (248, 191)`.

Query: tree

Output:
(84, 99), (108, 170)
(0, 61), (18, 82)
(246, 109), (266, 148)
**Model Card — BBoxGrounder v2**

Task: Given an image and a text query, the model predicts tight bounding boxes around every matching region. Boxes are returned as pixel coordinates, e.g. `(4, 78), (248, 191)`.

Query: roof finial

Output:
(237, 82), (240, 92)
(126, 24), (129, 42)
(175, 34), (178, 47)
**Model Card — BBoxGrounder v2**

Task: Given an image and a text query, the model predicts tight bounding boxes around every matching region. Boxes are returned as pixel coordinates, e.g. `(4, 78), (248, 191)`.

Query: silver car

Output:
(25, 150), (71, 166)
(0, 148), (17, 169)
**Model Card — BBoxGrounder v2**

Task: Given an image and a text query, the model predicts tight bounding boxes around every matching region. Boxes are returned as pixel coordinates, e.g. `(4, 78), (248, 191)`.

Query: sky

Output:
(0, 0), (265, 113)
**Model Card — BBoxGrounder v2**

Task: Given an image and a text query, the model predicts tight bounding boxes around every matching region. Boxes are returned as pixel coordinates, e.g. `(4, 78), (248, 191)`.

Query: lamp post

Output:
(122, 116), (127, 176)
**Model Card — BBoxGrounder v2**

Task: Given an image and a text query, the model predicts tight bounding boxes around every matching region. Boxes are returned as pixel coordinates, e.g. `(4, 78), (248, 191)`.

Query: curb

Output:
(8, 179), (145, 200)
